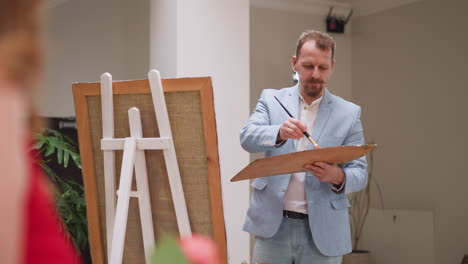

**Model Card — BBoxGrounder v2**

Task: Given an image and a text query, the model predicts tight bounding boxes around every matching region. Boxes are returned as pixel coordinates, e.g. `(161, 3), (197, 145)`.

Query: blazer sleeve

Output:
(240, 89), (283, 153)
(342, 106), (369, 194)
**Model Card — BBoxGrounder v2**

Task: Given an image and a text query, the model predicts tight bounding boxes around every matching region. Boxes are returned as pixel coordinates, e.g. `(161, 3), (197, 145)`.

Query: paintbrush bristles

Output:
(307, 136), (320, 149)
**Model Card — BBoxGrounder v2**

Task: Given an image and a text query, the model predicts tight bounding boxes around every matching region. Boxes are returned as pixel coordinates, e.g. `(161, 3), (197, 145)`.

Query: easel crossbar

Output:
(101, 138), (172, 150)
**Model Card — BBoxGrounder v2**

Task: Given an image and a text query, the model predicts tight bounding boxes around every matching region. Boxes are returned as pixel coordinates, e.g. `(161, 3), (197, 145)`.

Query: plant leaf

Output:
(57, 147), (63, 165)
(44, 141), (55, 157)
(63, 151), (70, 168)
(33, 128), (88, 252)
(152, 237), (189, 264)
(70, 152), (82, 169)
(36, 138), (46, 149)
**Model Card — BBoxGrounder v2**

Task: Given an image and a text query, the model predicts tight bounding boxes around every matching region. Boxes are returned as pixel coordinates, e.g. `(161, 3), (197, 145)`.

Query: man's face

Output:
(292, 40), (335, 100)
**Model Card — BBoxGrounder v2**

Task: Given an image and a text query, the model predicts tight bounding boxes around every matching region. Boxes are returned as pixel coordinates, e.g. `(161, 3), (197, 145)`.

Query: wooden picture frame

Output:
(73, 77), (226, 263)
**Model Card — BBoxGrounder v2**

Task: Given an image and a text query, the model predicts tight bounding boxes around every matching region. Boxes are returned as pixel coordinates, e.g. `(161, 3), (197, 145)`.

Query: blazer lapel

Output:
(282, 85), (300, 149)
(283, 85), (299, 118)
(312, 89), (333, 144)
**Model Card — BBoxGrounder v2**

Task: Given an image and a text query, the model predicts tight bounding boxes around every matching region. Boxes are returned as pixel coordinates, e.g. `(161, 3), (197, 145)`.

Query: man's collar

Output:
(297, 88), (326, 106)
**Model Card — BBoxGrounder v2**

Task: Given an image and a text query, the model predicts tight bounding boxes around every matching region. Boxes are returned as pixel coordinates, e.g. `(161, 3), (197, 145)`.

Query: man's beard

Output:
(301, 79), (324, 98)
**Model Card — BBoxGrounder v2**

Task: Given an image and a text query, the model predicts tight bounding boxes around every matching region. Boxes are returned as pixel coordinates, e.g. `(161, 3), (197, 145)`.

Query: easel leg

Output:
(128, 108), (156, 262)
(101, 72), (117, 258)
(109, 137), (137, 264)
(148, 70), (192, 236)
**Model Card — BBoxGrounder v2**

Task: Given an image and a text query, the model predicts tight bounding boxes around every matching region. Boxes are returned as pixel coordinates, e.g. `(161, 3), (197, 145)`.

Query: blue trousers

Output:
(252, 216), (342, 264)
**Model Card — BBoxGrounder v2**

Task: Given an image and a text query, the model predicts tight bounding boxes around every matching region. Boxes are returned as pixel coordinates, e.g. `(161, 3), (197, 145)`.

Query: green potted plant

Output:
(343, 143), (383, 264)
(33, 128), (88, 256)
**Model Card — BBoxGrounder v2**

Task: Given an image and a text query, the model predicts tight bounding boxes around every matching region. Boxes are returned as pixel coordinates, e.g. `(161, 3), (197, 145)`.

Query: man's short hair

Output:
(295, 30), (335, 61)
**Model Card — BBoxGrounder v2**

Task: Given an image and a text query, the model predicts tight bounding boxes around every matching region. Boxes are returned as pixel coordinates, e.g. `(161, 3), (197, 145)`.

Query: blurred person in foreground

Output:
(0, 0), (81, 263)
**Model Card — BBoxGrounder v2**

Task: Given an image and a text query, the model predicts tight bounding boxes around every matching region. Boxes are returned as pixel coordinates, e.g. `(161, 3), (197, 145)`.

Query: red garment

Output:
(23, 151), (82, 264)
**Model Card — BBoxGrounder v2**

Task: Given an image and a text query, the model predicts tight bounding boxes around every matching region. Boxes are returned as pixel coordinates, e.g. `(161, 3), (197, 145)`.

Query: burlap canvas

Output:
(73, 77), (225, 264)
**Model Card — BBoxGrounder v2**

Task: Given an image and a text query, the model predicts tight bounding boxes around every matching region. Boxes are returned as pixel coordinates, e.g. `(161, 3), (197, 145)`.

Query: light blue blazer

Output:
(240, 86), (368, 256)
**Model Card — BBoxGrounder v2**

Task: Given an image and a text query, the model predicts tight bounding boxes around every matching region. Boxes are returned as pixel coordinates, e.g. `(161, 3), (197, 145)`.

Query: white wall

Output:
(352, 0), (468, 263)
(177, 2), (251, 263)
(43, 0), (150, 117)
(149, 0), (177, 77)
(250, 7), (352, 113)
(150, 1), (251, 263)
(361, 209), (435, 264)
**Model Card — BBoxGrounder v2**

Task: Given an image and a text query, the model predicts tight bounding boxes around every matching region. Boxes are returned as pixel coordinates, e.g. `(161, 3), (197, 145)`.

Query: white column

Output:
(149, 0), (178, 77)
(150, 1), (251, 263)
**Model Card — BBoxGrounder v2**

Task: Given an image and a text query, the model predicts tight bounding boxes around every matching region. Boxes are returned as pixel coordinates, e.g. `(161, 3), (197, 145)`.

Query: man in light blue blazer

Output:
(240, 30), (368, 264)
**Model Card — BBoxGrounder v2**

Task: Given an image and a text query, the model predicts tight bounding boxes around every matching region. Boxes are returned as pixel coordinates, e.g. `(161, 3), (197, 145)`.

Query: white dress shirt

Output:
(283, 93), (323, 214)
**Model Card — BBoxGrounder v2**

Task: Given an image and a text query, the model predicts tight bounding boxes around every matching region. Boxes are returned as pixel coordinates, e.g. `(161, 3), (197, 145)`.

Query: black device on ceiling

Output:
(326, 7), (353, 34)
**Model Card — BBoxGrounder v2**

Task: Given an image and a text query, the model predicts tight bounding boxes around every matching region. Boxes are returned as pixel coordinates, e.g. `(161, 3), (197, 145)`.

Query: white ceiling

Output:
(251, 0), (424, 17)
(47, 0), (423, 17)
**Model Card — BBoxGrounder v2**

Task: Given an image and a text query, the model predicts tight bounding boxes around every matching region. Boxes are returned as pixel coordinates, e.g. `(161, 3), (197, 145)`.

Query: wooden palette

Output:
(231, 144), (377, 182)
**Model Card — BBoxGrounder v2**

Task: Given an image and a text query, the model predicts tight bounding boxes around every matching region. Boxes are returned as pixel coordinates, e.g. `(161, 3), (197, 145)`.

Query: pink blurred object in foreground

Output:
(179, 234), (220, 264)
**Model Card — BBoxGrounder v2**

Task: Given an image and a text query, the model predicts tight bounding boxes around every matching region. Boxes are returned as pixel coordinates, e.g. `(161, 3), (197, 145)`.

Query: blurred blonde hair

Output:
(0, 0), (44, 131)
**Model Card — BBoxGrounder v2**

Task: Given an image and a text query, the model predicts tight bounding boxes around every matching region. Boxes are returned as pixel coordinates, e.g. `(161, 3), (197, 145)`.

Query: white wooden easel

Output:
(100, 70), (192, 264)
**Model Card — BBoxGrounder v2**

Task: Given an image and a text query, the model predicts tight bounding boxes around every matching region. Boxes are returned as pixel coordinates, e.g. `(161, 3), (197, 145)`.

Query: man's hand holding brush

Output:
(277, 117), (308, 141)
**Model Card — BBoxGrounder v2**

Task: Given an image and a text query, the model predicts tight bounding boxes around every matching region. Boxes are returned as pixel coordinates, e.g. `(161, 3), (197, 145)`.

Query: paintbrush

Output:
(274, 96), (320, 149)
